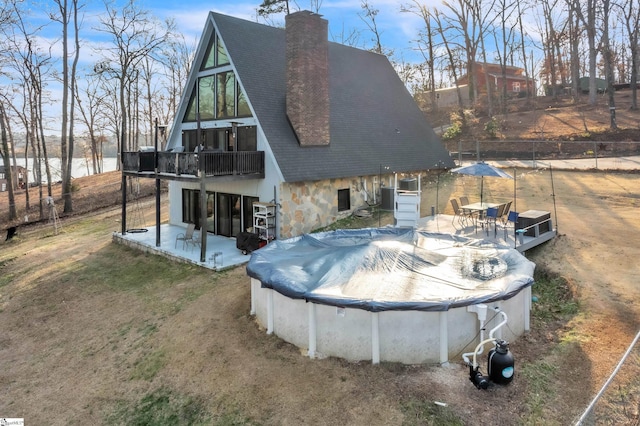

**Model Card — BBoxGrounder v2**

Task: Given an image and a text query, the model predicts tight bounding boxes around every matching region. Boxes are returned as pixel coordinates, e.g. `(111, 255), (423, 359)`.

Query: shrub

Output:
(484, 116), (501, 139)
(442, 111), (464, 140)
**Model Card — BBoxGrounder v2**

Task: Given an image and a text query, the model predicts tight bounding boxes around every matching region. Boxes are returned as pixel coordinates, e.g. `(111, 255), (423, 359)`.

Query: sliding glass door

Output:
(183, 189), (258, 238)
(216, 193), (241, 237)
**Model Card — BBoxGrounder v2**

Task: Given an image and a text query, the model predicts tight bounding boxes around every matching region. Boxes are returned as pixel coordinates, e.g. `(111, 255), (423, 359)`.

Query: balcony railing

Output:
(122, 151), (265, 178)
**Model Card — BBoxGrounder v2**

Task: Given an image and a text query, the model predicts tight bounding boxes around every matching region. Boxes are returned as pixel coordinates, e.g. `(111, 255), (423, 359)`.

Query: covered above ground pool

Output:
(247, 228), (536, 364)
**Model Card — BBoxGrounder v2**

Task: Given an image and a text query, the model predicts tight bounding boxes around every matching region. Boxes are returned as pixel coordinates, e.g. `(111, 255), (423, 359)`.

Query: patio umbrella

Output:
(451, 162), (513, 205)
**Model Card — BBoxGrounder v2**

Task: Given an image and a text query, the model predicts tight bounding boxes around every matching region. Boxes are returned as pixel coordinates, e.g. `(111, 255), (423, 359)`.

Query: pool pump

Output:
(463, 308), (514, 390)
(468, 339), (514, 389)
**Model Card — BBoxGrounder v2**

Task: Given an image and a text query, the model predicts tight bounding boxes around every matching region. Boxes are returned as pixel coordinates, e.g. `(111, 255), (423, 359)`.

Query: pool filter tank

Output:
(469, 339), (514, 389)
(488, 340), (514, 385)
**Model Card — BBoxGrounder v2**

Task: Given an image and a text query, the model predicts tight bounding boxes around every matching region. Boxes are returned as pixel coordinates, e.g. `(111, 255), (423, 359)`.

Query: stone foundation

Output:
(278, 174), (397, 238)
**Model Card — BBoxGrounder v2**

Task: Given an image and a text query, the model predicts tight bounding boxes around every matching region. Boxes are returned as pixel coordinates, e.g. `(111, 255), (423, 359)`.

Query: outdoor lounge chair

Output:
(175, 223), (196, 249)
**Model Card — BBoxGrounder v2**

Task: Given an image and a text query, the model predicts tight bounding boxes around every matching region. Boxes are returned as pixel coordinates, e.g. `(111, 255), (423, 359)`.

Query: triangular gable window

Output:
(184, 92), (197, 122)
(201, 33), (229, 70)
(183, 27), (250, 122)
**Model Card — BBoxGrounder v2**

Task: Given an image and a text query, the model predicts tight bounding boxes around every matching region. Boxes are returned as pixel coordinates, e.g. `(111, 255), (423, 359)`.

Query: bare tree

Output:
(493, 0), (519, 113)
(0, 103), (17, 220)
(0, 2), (18, 220)
(258, 0), (291, 18)
(537, 0), (568, 99)
(515, 0), (533, 100)
(359, 1), (390, 56)
(51, 0), (83, 213)
(433, 9), (466, 110)
(75, 75), (108, 174)
(573, 0), (600, 104)
(329, 23), (362, 47)
(616, 0), (640, 109)
(95, 0), (173, 159)
(2, 2), (55, 219)
(402, 1), (438, 111)
(441, 0), (481, 104)
(158, 33), (194, 127)
(472, 0), (497, 116)
(602, 0), (617, 129)
(567, 0), (581, 102)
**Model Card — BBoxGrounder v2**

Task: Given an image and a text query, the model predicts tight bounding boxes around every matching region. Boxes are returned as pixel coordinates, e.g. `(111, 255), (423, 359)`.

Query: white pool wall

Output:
(250, 278), (531, 364)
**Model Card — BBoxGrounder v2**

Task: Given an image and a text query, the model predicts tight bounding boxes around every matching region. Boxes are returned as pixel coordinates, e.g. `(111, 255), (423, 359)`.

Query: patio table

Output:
(460, 202), (500, 231)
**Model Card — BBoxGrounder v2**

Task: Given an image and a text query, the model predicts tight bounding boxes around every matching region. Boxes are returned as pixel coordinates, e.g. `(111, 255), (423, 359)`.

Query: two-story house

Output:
(120, 10), (454, 257)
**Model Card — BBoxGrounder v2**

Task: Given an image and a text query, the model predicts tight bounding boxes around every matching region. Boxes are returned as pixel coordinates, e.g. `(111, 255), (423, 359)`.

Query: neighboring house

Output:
(457, 63), (535, 98)
(121, 11), (453, 244)
(415, 84), (471, 110)
(0, 165), (27, 192)
(578, 76), (607, 94)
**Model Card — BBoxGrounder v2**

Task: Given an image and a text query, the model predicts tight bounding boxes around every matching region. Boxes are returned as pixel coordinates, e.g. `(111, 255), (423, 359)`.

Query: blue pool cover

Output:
(246, 228), (535, 312)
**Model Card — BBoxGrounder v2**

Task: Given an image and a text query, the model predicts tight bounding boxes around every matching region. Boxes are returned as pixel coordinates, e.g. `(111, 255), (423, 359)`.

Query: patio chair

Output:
(459, 196), (471, 206)
(450, 198), (471, 229)
(175, 223), (196, 249)
(501, 211), (520, 240)
(484, 207), (500, 237)
(495, 203), (507, 224)
(187, 229), (202, 251)
(499, 201), (512, 223)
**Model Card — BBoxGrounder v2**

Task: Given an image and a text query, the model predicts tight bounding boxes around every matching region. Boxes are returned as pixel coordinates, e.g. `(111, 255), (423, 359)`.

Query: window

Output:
(236, 126), (257, 151)
(185, 74), (250, 122)
(216, 35), (229, 66)
(338, 188), (350, 212)
(184, 93), (197, 122)
(198, 76), (216, 120)
(182, 126), (257, 152)
(216, 72), (235, 118)
(243, 196), (259, 232)
(237, 84), (251, 117)
(184, 29), (253, 123)
(513, 81), (521, 92)
(201, 34), (229, 70)
(182, 189), (199, 225)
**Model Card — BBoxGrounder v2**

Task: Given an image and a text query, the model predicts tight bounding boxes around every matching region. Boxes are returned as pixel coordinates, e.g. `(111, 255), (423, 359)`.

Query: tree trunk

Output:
(0, 105), (17, 220)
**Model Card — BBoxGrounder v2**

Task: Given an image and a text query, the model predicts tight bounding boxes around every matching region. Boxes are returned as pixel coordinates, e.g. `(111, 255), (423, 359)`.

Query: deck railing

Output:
(122, 151), (265, 178)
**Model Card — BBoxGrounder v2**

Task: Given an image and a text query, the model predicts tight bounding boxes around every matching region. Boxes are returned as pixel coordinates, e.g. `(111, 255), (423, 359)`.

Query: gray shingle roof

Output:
(212, 12), (454, 183)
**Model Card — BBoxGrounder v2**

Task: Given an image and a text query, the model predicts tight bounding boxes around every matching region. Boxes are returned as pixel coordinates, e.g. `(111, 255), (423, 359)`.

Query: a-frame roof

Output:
(205, 12), (454, 182)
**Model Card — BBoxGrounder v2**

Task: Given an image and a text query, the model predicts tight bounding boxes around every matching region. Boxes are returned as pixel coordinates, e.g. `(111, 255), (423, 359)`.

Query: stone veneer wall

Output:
(279, 176), (370, 238)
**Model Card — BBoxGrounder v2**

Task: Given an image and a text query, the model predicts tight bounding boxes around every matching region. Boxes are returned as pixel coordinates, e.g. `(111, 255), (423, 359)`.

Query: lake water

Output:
(13, 157), (118, 183)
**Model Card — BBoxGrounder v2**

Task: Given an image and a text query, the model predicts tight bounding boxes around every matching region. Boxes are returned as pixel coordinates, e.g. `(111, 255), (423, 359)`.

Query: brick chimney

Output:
(285, 11), (330, 146)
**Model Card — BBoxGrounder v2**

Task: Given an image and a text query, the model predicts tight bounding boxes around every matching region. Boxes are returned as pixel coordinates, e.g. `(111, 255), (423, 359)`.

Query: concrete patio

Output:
(113, 224), (251, 271)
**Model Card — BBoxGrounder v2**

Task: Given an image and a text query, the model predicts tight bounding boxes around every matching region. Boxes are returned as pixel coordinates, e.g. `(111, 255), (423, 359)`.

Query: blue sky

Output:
(164, 0), (435, 55)
(11, 0), (442, 136)
(9, 0), (541, 135)
(96, 0), (441, 64)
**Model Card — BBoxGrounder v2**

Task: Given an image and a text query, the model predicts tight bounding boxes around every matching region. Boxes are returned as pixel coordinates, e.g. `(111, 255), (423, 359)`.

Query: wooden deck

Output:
(416, 214), (556, 253)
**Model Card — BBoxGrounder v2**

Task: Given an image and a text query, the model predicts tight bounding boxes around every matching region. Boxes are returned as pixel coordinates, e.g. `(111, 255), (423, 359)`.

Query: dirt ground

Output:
(1, 95), (640, 424)
(0, 168), (639, 424)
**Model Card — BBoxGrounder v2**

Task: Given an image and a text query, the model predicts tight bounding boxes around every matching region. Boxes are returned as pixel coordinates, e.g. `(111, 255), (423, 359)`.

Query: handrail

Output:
(121, 151), (264, 178)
